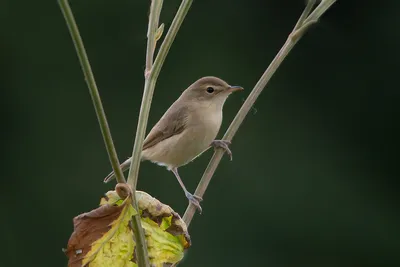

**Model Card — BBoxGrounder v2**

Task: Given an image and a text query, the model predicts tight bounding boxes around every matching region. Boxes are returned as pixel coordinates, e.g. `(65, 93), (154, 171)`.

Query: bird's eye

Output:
(206, 87), (214, 93)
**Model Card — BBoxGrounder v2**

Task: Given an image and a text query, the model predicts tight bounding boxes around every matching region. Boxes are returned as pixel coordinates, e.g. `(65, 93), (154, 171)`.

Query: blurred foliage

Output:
(1, 0), (399, 266)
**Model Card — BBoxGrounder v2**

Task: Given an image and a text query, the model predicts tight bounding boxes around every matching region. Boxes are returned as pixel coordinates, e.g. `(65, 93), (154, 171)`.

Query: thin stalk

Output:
(58, 0), (125, 184)
(128, 1), (165, 266)
(125, 1), (193, 265)
(182, 0), (337, 226)
(151, 0), (193, 82)
(129, 201), (150, 267)
(58, 1), (150, 266)
(145, 0), (164, 77)
(305, 0), (337, 24)
(127, 0), (194, 190)
(294, 0), (316, 30)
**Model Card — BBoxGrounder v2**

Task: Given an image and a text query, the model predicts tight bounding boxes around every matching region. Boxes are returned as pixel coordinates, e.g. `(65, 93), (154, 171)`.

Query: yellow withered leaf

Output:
(64, 184), (191, 267)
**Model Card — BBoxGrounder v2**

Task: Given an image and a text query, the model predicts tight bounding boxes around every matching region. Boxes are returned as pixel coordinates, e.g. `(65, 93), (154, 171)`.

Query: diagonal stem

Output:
(305, 0), (337, 24)
(58, 0), (125, 184)
(294, 0), (316, 31)
(182, 0), (337, 226)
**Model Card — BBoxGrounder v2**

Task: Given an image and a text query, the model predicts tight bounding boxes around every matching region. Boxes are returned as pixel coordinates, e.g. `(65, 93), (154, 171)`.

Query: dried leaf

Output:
(64, 184), (190, 267)
(137, 191), (191, 266)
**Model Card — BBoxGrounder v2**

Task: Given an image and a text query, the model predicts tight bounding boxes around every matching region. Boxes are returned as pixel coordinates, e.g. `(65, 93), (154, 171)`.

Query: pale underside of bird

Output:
(104, 76), (243, 212)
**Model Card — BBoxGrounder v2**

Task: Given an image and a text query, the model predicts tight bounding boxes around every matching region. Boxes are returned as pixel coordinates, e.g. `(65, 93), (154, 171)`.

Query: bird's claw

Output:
(211, 140), (233, 160)
(185, 191), (203, 213)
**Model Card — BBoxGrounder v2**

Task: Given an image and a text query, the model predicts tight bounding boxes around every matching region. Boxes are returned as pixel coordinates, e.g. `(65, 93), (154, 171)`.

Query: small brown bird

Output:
(104, 76), (243, 212)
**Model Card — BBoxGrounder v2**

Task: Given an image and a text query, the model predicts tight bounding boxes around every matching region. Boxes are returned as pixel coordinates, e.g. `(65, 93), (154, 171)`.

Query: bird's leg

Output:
(211, 140), (233, 160)
(171, 167), (203, 213)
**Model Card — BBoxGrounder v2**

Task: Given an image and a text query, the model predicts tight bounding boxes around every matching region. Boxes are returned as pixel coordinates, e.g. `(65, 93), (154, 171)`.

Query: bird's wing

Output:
(143, 103), (189, 150)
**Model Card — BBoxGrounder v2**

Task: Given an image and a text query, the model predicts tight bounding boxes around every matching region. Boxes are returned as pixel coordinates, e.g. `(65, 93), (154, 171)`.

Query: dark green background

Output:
(1, 0), (399, 266)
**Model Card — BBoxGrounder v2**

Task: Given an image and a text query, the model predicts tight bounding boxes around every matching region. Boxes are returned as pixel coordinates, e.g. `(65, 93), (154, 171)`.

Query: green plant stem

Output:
(58, 1), (151, 266)
(151, 0), (193, 82)
(305, 0), (337, 24)
(128, 2), (165, 267)
(126, 0), (193, 189)
(125, 1), (193, 265)
(182, 0), (337, 226)
(129, 203), (150, 267)
(294, 0), (316, 30)
(145, 0), (163, 76)
(58, 0), (125, 184)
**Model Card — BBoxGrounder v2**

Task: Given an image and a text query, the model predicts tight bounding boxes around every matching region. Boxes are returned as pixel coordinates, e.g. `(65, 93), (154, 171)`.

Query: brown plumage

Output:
(104, 76), (243, 212)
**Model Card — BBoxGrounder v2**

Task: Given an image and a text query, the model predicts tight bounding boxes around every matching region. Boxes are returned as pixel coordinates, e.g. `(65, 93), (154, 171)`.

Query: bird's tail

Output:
(103, 157), (132, 183)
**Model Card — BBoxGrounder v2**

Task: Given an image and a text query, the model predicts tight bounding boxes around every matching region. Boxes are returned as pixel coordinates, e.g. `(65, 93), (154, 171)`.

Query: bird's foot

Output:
(211, 140), (233, 160)
(185, 191), (203, 214)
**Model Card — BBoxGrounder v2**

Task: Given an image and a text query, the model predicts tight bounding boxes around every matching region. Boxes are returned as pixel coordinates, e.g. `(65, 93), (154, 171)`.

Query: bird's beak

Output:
(228, 85), (244, 93)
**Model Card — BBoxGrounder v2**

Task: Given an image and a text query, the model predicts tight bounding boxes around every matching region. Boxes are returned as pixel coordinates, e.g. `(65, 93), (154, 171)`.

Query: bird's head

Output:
(181, 76), (243, 109)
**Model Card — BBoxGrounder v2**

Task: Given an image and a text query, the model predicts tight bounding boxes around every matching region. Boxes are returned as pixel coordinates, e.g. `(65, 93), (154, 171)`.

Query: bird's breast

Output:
(142, 107), (223, 168)
(187, 105), (222, 144)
